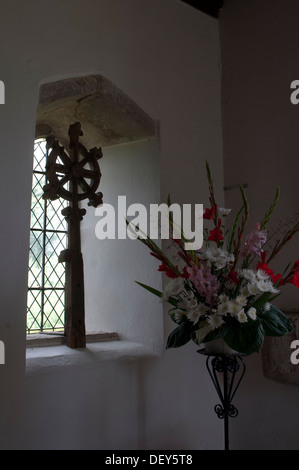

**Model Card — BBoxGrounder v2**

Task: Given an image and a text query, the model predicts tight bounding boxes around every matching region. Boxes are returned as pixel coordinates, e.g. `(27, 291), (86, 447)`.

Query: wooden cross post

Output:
(43, 122), (103, 348)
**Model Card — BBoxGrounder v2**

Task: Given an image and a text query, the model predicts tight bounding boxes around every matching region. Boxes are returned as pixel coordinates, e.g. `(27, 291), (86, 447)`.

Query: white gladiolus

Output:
(162, 277), (185, 300)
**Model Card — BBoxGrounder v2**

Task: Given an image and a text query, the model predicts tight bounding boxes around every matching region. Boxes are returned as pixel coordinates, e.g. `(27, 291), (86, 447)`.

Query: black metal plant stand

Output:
(198, 350), (246, 451)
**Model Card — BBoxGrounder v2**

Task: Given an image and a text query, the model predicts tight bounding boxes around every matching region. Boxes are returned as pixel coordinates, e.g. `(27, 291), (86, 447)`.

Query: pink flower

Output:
(240, 223), (267, 257)
(187, 263), (220, 305)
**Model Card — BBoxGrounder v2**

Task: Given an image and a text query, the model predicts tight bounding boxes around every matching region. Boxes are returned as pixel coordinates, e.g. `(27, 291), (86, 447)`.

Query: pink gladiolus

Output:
(187, 263), (220, 305)
(240, 223), (267, 257)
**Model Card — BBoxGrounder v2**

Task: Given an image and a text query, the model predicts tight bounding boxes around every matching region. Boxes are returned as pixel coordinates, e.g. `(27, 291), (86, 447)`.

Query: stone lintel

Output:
(36, 75), (156, 149)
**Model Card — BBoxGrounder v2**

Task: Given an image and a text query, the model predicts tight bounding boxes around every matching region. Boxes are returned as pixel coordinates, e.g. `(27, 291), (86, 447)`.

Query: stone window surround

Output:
(26, 73), (159, 369)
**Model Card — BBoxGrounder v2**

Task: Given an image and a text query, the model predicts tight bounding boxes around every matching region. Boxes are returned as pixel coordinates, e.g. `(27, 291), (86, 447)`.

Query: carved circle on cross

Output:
(43, 126), (103, 208)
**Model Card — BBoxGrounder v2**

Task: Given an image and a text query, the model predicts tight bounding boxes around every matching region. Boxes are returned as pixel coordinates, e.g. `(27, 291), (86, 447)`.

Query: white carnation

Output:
(256, 269), (270, 281)
(187, 303), (209, 324)
(235, 295), (248, 307)
(238, 269), (257, 282)
(240, 285), (250, 297)
(237, 309), (248, 323)
(226, 299), (243, 316)
(207, 314), (225, 330)
(219, 293), (229, 303)
(247, 307), (257, 320)
(256, 279), (280, 294)
(187, 309), (200, 324)
(217, 301), (229, 316)
(247, 282), (261, 296)
(201, 246), (234, 270)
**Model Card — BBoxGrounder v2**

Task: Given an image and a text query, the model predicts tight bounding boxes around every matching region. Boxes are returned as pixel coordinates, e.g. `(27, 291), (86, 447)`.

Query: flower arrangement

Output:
(133, 161), (298, 355)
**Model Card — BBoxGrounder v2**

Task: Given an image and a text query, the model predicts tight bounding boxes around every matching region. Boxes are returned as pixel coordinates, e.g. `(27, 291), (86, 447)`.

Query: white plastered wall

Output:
(0, 0), (225, 449)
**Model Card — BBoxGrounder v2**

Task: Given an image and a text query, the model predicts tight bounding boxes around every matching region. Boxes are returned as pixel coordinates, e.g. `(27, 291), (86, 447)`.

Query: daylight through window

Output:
(27, 139), (68, 334)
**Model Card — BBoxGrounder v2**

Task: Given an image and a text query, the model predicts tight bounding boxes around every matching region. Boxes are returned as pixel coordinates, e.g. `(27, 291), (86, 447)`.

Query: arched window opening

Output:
(26, 74), (162, 353)
(27, 138), (68, 334)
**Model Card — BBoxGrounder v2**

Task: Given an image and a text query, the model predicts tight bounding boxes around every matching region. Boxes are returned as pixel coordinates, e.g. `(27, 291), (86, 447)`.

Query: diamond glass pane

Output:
(44, 232), (67, 288)
(43, 290), (65, 330)
(27, 138), (67, 334)
(28, 231), (43, 288)
(46, 198), (67, 231)
(33, 139), (47, 172)
(30, 173), (46, 229)
(27, 290), (42, 333)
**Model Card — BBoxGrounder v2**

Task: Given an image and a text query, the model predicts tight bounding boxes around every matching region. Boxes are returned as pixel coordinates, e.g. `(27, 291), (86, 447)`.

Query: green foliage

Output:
(260, 187), (280, 230)
(166, 320), (197, 349)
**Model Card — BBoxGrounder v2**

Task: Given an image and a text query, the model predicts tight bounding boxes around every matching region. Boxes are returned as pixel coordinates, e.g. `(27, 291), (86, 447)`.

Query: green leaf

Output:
(126, 219), (180, 275)
(200, 325), (226, 343)
(227, 206), (243, 253)
(239, 184), (249, 216)
(252, 292), (274, 310)
(259, 304), (294, 337)
(196, 319), (265, 355)
(223, 320), (265, 355)
(166, 321), (195, 349)
(260, 187), (280, 230)
(135, 281), (178, 308)
(135, 281), (162, 299)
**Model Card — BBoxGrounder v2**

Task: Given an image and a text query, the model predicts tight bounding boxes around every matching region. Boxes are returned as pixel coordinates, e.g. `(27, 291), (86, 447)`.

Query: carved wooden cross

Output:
(43, 122), (103, 348)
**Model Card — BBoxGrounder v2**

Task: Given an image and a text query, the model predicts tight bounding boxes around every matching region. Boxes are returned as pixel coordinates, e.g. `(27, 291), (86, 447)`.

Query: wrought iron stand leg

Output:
(204, 354), (246, 451)
(223, 365), (229, 450)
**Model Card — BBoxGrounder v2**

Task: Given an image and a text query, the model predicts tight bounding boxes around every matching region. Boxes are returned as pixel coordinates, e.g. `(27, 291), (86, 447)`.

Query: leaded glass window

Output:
(27, 139), (68, 334)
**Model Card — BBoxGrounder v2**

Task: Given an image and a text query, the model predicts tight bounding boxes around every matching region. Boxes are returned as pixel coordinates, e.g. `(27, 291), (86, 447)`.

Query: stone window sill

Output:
(26, 332), (160, 375)
(26, 331), (118, 347)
